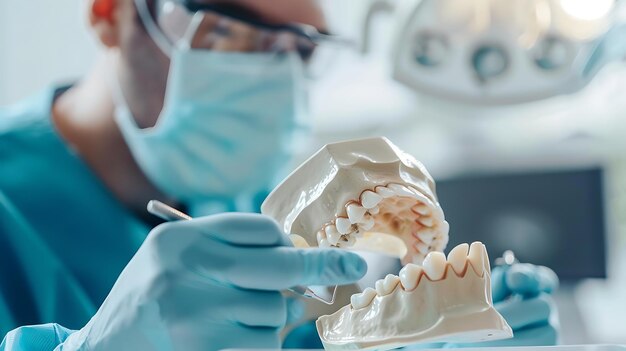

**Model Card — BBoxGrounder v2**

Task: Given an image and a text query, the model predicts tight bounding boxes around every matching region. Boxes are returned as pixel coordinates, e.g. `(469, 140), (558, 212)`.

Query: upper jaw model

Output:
(262, 137), (449, 265)
(262, 137), (511, 350)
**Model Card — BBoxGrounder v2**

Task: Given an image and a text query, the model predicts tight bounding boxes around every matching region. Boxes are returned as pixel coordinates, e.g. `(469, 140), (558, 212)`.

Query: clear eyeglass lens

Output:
(152, 0), (319, 61)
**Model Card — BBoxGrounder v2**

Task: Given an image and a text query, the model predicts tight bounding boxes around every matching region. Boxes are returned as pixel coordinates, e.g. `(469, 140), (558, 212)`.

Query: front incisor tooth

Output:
(324, 225), (342, 246)
(350, 287), (377, 309)
(347, 204), (367, 224)
(361, 191), (383, 209)
(335, 218), (353, 235)
(423, 251), (447, 280)
(316, 230), (326, 244)
(399, 264), (423, 290)
(375, 186), (396, 198)
(447, 243), (469, 274)
(318, 239), (331, 248)
(468, 242), (487, 275)
(375, 274), (400, 296)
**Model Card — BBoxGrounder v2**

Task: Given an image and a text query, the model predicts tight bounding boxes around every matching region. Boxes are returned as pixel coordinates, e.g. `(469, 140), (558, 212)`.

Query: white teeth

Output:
(359, 216), (375, 231)
(325, 225), (342, 246)
(416, 229), (436, 244)
(361, 191), (383, 209)
(414, 242), (430, 255)
(347, 204), (367, 224)
(339, 234), (357, 248)
(388, 184), (415, 197)
(335, 218), (353, 235)
(412, 253), (426, 265)
(432, 206), (445, 221)
(411, 204), (431, 216)
(399, 264), (423, 290)
(368, 206), (380, 215)
(316, 230), (326, 244)
(375, 186), (396, 198)
(418, 216), (435, 227)
(319, 239), (331, 248)
(468, 242), (487, 275)
(351, 287), (377, 310)
(447, 243), (469, 274)
(375, 274), (400, 296)
(423, 251), (446, 280)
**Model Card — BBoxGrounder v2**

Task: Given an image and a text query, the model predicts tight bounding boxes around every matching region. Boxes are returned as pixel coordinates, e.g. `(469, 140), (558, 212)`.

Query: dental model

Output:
(262, 137), (449, 265)
(263, 138), (511, 349)
(316, 242), (512, 350)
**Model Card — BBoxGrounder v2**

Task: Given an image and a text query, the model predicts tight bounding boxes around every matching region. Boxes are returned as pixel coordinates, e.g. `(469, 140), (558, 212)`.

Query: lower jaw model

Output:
(262, 137), (512, 350)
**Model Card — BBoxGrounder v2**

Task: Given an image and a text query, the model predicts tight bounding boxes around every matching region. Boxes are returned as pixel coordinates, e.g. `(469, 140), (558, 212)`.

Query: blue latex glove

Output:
(42, 213), (367, 351)
(444, 263), (560, 348)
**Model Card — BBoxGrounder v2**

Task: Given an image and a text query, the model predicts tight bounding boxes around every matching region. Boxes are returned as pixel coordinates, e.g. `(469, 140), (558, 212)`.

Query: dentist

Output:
(0, 0), (558, 350)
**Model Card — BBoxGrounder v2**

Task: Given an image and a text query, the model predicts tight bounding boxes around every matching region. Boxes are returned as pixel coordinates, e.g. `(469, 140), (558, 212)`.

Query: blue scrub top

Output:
(0, 87), (150, 335)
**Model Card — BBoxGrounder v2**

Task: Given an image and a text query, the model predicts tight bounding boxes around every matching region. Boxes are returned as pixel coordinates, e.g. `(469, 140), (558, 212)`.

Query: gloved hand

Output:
(444, 263), (560, 348)
(59, 213), (367, 351)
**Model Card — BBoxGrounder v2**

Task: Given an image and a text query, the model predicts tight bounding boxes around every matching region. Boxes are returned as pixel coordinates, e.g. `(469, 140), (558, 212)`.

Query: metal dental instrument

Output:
(147, 200), (337, 304)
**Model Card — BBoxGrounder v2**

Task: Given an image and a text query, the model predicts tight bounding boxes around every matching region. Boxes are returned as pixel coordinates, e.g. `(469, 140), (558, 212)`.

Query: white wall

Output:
(0, 0), (99, 105)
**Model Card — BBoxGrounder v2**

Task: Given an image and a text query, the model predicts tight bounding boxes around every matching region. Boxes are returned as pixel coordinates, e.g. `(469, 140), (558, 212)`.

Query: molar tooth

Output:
(368, 206), (380, 215)
(418, 216), (435, 227)
(335, 218), (353, 235)
(388, 183), (415, 197)
(423, 251), (446, 280)
(414, 242), (430, 255)
(468, 242), (487, 275)
(416, 229), (436, 244)
(350, 287), (377, 309)
(361, 191), (383, 209)
(347, 204), (367, 224)
(447, 243), (469, 274)
(375, 186), (396, 198)
(411, 204), (431, 216)
(324, 225), (342, 246)
(375, 274), (400, 296)
(399, 264), (423, 290)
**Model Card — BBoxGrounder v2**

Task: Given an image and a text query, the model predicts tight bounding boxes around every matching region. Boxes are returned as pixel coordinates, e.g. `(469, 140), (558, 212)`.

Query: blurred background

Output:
(2, 0), (625, 344)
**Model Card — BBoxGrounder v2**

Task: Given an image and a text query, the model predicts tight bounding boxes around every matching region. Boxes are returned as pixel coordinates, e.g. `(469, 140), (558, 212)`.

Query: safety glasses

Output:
(135, 0), (350, 65)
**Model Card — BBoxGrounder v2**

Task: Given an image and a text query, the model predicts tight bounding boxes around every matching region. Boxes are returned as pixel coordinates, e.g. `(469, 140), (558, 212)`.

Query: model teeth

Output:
(399, 264), (423, 290)
(416, 229), (436, 244)
(414, 242), (430, 255)
(375, 186), (396, 198)
(418, 216), (434, 227)
(468, 242), (487, 276)
(359, 216), (375, 231)
(388, 183), (416, 197)
(423, 251), (446, 280)
(375, 274), (400, 296)
(447, 243), (469, 274)
(369, 206), (380, 215)
(339, 234), (357, 247)
(319, 238), (331, 248)
(351, 287), (377, 310)
(325, 225), (342, 246)
(411, 204), (430, 216)
(347, 204), (367, 224)
(361, 190), (383, 209)
(335, 218), (352, 235)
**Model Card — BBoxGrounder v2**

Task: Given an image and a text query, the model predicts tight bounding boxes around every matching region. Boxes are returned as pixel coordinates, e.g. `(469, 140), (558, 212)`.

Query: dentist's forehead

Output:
(199, 0), (327, 30)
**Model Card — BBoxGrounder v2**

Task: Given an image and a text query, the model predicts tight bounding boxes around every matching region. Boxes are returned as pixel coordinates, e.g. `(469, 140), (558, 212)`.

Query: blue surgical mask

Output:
(113, 49), (307, 214)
